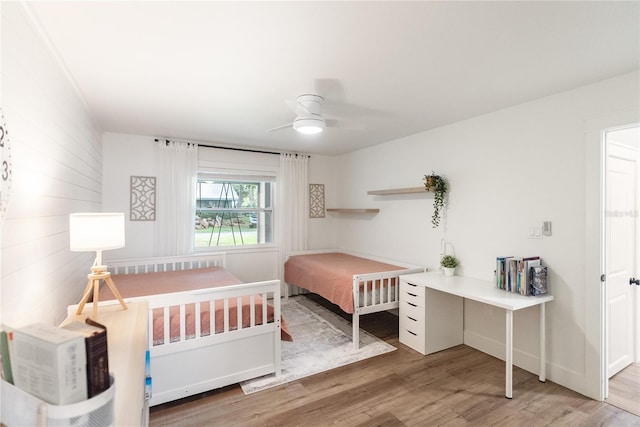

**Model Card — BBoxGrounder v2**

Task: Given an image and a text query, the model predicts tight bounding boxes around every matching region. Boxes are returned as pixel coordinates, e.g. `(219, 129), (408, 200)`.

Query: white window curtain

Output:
(155, 140), (198, 256)
(278, 153), (308, 295)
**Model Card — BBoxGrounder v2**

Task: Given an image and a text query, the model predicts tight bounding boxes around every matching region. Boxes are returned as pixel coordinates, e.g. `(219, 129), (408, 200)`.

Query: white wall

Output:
(102, 133), (156, 259)
(308, 154), (338, 250)
(102, 135), (336, 282)
(0, 3), (103, 327)
(318, 71), (639, 399)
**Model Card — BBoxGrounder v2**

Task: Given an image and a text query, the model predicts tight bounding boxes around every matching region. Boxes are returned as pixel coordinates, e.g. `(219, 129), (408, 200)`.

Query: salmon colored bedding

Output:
(99, 267), (292, 344)
(284, 252), (403, 314)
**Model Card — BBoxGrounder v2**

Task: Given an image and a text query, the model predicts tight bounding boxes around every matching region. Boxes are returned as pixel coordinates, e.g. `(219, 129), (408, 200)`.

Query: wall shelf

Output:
(367, 187), (430, 195)
(326, 208), (380, 213)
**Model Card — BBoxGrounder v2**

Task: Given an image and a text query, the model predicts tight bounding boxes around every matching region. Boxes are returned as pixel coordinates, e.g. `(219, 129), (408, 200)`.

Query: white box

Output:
(11, 323), (88, 405)
(2, 376), (115, 427)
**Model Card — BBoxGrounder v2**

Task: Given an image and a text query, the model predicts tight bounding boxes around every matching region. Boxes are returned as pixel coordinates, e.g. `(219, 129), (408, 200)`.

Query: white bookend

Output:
(11, 323), (88, 405)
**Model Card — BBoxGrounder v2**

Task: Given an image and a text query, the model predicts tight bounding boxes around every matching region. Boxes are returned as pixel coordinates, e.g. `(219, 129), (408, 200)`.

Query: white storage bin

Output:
(1, 376), (114, 427)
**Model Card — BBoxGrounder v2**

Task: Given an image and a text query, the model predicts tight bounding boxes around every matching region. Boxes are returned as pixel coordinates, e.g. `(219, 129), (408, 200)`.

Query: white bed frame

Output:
(73, 253), (282, 406)
(285, 249), (425, 349)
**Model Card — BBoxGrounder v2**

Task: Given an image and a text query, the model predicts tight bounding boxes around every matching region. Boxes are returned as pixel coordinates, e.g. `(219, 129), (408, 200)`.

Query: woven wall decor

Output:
(309, 184), (325, 218)
(130, 176), (156, 221)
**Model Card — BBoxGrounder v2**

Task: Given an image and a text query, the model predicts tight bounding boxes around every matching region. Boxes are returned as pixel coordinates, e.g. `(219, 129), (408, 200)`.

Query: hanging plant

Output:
(423, 172), (447, 228)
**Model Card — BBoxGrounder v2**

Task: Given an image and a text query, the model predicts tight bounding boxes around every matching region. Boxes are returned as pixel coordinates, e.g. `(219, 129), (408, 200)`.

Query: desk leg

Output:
(539, 302), (546, 382)
(505, 310), (513, 399)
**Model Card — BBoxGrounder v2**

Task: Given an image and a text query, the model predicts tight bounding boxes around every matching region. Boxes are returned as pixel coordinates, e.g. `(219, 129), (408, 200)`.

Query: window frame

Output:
(194, 170), (276, 252)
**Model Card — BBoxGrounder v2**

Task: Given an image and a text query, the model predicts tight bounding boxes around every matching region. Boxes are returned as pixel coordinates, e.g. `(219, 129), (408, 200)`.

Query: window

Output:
(195, 173), (274, 248)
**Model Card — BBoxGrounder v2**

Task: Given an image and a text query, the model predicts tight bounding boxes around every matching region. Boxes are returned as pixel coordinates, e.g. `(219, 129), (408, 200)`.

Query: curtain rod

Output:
(153, 138), (310, 158)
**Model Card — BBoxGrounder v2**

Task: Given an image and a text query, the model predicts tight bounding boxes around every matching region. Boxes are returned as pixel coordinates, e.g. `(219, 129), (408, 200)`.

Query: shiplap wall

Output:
(1, 3), (103, 327)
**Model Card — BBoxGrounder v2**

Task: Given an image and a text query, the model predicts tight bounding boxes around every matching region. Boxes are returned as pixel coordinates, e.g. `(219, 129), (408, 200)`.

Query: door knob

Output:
(630, 277), (640, 286)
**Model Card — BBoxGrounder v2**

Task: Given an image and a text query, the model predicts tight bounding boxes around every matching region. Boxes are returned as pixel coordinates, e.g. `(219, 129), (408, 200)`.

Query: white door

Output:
(606, 128), (639, 379)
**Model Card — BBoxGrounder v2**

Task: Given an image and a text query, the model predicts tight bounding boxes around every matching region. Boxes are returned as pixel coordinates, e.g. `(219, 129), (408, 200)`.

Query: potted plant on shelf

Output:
(440, 255), (459, 276)
(423, 172), (447, 228)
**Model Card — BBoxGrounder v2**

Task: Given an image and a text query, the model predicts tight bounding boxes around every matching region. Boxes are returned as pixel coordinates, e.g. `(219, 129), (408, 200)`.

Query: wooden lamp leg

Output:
(76, 279), (95, 315)
(104, 275), (128, 311)
(76, 270), (127, 319)
(92, 278), (100, 320)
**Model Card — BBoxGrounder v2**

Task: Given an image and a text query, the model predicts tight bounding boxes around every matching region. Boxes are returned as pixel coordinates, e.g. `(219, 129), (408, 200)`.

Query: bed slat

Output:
(249, 295), (255, 327)
(223, 299), (229, 333)
(262, 292), (268, 324)
(195, 303), (201, 338)
(163, 306), (170, 345)
(179, 304), (186, 341)
(107, 253), (226, 276)
(210, 301), (216, 336)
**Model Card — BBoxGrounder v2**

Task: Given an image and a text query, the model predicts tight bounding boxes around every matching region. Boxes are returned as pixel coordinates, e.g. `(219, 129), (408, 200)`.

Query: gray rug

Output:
(240, 296), (396, 394)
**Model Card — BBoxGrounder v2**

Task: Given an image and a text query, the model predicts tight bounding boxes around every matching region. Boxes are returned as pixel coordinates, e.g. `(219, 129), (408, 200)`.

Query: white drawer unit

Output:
(399, 277), (464, 355)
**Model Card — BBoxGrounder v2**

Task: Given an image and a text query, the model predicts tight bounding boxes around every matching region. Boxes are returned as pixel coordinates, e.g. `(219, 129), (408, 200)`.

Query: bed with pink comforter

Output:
(99, 254), (285, 406)
(284, 250), (425, 348)
(99, 266), (292, 344)
(284, 252), (405, 314)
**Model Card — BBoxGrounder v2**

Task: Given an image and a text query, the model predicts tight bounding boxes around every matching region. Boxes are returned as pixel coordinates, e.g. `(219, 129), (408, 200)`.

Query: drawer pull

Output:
(406, 330), (417, 336)
(407, 292), (417, 297)
(407, 316), (417, 322)
(407, 283), (417, 287)
(407, 302), (417, 307)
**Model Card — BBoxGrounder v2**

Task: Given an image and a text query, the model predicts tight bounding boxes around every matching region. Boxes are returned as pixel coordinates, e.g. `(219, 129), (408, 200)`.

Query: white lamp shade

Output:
(69, 213), (125, 252)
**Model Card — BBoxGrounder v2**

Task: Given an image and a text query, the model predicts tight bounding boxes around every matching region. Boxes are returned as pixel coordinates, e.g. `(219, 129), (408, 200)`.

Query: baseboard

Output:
(463, 330), (587, 397)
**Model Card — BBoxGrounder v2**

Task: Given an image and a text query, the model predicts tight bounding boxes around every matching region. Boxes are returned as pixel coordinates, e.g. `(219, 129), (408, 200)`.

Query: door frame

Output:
(584, 108), (638, 401)
(600, 122), (640, 399)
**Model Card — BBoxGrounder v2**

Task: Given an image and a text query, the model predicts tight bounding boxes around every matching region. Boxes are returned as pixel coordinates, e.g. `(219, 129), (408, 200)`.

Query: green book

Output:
(1, 329), (13, 384)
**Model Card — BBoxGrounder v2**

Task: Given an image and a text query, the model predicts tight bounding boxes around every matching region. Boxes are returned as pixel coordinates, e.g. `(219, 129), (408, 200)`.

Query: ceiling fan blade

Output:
(323, 100), (393, 119)
(314, 78), (344, 100)
(267, 123), (293, 133)
(325, 118), (366, 130)
(284, 99), (298, 113)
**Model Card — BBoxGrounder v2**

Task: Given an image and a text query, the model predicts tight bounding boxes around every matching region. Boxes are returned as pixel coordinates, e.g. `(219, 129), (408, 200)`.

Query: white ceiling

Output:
(27, 1), (640, 156)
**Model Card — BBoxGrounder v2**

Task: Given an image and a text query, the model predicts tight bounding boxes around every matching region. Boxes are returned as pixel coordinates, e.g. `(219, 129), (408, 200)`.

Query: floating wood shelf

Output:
(367, 187), (430, 195)
(326, 208), (380, 213)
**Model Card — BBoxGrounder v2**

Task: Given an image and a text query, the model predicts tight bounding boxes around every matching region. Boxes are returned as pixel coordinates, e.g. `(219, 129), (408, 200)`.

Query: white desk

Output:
(399, 271), (554, 399)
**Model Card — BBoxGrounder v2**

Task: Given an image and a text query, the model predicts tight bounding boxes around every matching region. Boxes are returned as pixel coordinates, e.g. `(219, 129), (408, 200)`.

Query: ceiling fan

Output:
(268, 94), (327, 135)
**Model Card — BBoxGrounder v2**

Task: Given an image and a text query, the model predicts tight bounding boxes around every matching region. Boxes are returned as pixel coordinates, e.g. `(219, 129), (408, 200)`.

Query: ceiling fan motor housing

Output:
(296, 94), (324, 115)
(293, 94), (326, 134)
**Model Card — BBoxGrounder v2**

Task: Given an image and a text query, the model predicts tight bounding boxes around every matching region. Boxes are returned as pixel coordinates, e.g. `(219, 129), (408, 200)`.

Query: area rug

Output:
(240, 295), (396, 394)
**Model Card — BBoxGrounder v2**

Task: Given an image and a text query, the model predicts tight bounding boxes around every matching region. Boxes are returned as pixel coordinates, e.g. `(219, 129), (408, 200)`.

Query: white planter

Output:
(443, 267), (455, 276)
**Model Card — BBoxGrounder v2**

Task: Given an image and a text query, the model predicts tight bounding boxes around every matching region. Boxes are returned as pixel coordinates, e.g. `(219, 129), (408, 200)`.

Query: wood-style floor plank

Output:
(150, 295), (640, 426)
(608, 363), (640, 416)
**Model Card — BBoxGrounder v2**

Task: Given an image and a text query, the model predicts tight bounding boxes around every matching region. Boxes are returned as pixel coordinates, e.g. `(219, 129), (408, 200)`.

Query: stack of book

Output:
(496, 256), (547, 296)
(0, 319), (110, 405)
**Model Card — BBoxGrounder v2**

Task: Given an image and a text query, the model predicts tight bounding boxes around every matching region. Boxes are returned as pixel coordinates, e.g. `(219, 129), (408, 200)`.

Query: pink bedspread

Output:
(284, 253), (403, 314)
(99, 267), (292, 343)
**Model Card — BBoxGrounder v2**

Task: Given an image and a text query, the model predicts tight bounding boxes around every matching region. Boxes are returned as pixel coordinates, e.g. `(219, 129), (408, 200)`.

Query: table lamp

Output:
(70, 212), (128, 319)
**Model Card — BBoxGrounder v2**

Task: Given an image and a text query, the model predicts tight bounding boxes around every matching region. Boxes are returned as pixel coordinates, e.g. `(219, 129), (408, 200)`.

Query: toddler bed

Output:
(79, 253), (290, 406)
(284, 249), (425, 349)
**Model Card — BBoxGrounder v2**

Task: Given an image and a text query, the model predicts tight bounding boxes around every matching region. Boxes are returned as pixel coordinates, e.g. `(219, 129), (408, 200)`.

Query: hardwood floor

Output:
(607, 363), (640, 416)
(150, 295), (640, 426)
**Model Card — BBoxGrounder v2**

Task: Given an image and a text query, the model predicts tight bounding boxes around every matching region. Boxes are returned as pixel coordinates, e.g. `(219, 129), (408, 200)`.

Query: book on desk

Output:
(9, 323), (88, 405)
(61, 318), (110, 398)
(2, 318), (110, 404)
(496, 256), (546, 296)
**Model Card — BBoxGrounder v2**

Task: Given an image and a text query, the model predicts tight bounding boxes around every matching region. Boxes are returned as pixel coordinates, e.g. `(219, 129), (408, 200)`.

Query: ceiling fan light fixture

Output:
(293, 116), (325, 135)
